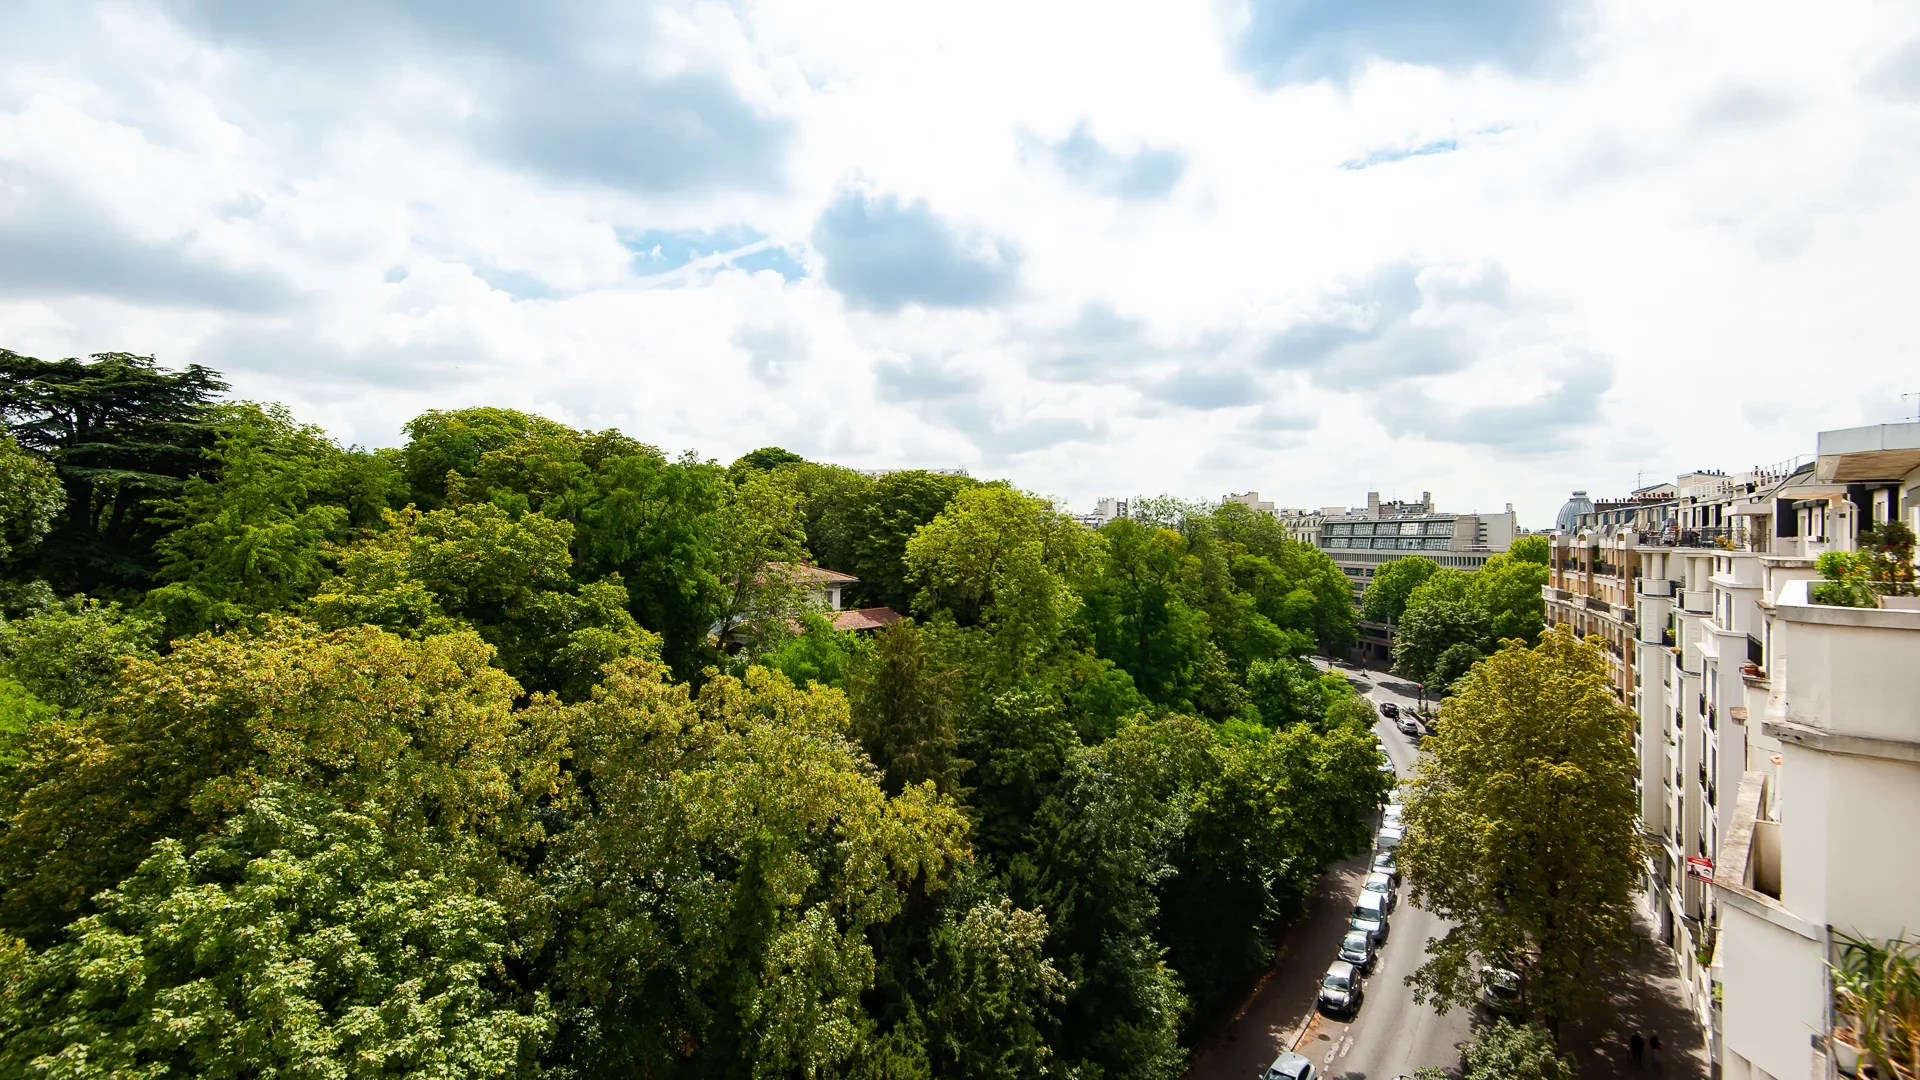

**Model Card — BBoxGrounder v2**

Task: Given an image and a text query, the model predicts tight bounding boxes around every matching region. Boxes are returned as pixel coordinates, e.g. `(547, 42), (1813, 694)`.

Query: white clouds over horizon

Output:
(3, 0), (1918, 526)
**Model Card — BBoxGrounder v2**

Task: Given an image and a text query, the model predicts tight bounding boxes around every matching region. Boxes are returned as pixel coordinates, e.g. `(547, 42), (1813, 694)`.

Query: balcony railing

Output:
(1639, 525), (1750, 550)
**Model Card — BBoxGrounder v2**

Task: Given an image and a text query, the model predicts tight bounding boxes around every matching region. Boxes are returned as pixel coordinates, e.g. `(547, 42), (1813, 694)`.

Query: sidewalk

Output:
(1181, 853), (1372, 1079)
(1560, 906), (1710, 1080)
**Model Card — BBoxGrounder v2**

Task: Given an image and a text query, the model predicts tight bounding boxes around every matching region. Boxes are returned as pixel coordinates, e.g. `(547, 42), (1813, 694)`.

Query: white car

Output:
(1363, 871), (1397, 912)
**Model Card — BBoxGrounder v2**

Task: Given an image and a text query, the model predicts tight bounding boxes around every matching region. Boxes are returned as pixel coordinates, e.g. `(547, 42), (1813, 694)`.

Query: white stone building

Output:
(1546, 422), (1920, 1080)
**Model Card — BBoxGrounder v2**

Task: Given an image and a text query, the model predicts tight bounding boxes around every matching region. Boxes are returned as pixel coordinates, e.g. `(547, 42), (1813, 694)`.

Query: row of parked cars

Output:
(1259, 701), (1422, 1080)
(1318, 795), (1405, 1018)
(1263, 795), (1408, 1080)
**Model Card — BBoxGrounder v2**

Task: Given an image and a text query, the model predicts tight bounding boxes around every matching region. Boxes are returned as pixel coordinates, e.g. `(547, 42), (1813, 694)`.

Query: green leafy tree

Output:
(1432, 641), (1486, 690)
(1508, 534), (1550, 566)
(1076, 519), (1213, 712)
(0, 350), (227, 596)
(905, 486), (1090, 629)
(1360, 555), (1438, 624)
(400, 406), (576, 509)
(727, 445), (808, 483)
(712, 468), (813, 650)
(535, 663), (970, 1079)
(1469, 551), (1550, 644)
(851, 470), (980, 611)
(0, 621), (531, 944)
(912, 897), (1070, 1079)
(1398, 628), (1644, 1026)
(1159, 718), (1386, 1016)
(0, 597), (160, 712)
(784, 461), (875, 584)
(1029, 717), (1213, 1080)
(760, 610), (871, 691)
(0, 786), (552, 1078)
(1392, 596), (1493, 686)
(1458, 1019), (1576, 1080)
(309, 503), (657, 698)
(849, 619), (968, 798)
(143, 404), (404, 638)
(0, 679), (55, 769)
(1244, 656), (1356, 729)
(0, 435), (61, 567)
(574, 447), (730, 678)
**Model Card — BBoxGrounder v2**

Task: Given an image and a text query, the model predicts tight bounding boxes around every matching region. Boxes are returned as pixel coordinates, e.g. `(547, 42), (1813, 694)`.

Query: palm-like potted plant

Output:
(1830, 933), (1920, 1080)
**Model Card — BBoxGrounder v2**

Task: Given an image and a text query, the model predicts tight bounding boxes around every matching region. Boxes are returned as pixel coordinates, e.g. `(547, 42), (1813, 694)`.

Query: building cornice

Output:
(1762, 719), (1920, 764)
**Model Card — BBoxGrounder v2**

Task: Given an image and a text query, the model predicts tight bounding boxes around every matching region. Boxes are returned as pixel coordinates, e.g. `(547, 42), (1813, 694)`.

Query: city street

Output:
(1184, 663), (1473, 1080)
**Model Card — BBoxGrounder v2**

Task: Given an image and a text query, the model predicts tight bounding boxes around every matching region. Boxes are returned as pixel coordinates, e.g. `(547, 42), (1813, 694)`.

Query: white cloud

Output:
(1, 0), (1917, 527)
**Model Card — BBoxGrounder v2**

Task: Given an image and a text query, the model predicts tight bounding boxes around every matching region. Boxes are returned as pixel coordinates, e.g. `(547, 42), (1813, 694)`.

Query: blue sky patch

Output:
(1341, 138), (1460, 170)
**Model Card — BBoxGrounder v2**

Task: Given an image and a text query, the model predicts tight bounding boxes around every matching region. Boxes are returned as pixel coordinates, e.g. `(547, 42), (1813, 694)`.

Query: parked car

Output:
(1478, 966), (1522, 1018)
(1380, 701), (1400, 719)
(1350, 892), (1390, 943)
(1338, 928), (1377, 972)
(1319, 959), (1364, 1016)
(1363, 871), (1397, 912)
(1371, 849), (1400, 885)
(1381, 802), (1403, 827)
(1377, 751), (1396, 775)
(1262, 1051), (1315, 1080)
(1375, 825), (1406, 852)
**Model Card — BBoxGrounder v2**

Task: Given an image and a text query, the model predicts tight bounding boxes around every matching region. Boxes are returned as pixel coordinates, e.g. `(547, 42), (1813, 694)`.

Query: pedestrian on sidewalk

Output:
(1630, 1031), (1645, 1068)
(1649, 1031), (1661, 1070)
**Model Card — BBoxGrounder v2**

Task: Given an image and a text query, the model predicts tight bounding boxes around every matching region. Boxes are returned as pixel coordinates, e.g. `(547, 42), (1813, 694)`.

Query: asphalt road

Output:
(1185, 663), (1474, 1080)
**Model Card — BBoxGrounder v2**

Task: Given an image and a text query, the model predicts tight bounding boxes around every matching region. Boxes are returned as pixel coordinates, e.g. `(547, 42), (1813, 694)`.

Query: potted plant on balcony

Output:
(1812, 522), (1919, 610)
(1829, 932), (1920, 1080)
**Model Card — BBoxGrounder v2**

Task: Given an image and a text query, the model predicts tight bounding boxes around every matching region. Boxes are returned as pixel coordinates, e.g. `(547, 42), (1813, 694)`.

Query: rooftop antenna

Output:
(1904, 392), (1920, 422)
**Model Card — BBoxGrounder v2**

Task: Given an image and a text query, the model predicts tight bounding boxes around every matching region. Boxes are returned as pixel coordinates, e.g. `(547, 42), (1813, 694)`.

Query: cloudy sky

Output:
(4, 0), (1918, 526)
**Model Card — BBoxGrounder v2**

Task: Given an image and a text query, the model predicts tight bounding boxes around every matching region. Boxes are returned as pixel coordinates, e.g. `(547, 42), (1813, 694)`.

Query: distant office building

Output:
(1223, 491), (1275, 514)
(1308, 492), (1520, 666)
(1076, 496), (1131, 528)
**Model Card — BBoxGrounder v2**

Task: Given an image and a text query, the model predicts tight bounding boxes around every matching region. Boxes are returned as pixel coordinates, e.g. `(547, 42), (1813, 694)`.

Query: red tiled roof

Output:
(831, 606), (904, 632)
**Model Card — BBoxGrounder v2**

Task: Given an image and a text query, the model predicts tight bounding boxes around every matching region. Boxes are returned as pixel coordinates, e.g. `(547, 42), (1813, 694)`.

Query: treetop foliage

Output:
(0, 351), (1393, 1078)
(1398, 627), (1644, 1027)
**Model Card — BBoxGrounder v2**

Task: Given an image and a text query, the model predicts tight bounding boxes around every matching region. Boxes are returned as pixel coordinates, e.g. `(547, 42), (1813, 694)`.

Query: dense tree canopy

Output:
(0, 351), (1395, 1078)
(1359, 553), (1437, 624)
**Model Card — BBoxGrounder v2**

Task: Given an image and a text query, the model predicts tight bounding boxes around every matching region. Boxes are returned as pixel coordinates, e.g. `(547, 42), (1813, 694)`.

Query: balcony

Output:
(1640, 525), (1751, 551)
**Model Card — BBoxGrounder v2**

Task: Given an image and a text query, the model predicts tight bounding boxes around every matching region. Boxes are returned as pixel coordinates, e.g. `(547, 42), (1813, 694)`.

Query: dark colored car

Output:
(1319, 960), (1364, 1016)
(1339, 928), (1377, 972)
(1380, 701), (1400, 719)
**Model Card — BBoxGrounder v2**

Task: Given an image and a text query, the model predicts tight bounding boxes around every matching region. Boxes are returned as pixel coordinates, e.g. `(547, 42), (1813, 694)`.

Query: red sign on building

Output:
(1686, 856), (1714, 883)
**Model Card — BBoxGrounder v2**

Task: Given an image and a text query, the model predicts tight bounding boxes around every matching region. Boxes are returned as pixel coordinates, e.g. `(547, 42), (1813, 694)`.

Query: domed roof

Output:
(1555, 490), (1594, 532)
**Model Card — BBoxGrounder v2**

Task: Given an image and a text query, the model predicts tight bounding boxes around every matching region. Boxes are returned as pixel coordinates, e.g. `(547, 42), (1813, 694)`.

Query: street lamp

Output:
(1417, 682), (1426, 717)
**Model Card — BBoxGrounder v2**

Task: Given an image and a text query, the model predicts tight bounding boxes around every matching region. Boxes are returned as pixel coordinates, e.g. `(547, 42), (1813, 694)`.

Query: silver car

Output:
(1371, 849), (1400, 886)
(1363, 871), (1397, 913)
(1375, 825), (1406, 852)
(1262, 1050), (1315, 1080)
(1350, 892), (1390, 944)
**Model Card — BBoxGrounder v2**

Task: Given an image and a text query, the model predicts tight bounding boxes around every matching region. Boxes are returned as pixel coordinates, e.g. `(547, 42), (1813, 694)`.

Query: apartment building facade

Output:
(1546, 424), (1920, 1080)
